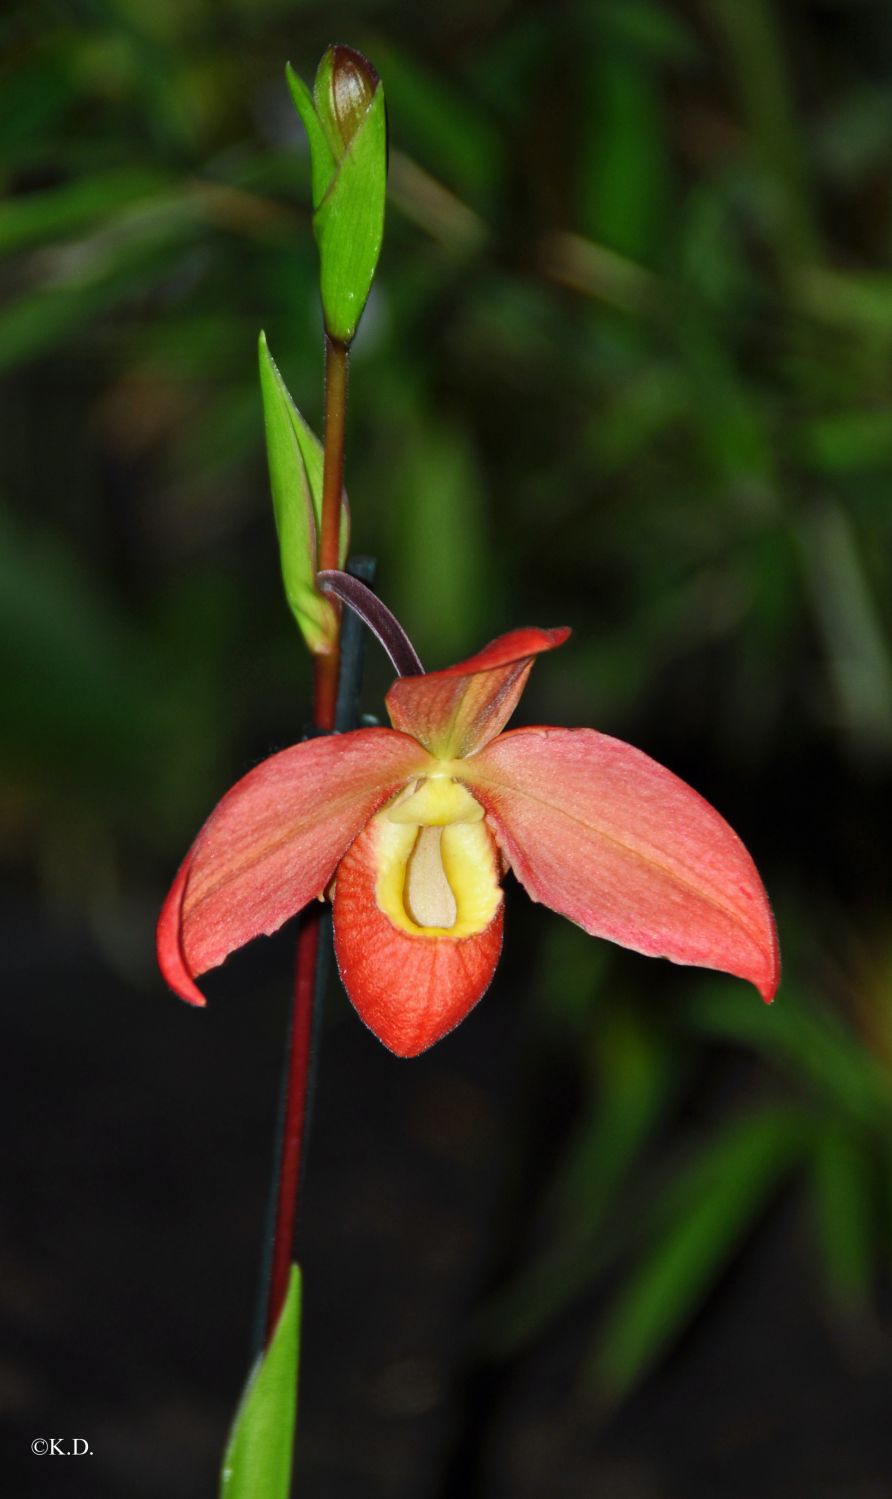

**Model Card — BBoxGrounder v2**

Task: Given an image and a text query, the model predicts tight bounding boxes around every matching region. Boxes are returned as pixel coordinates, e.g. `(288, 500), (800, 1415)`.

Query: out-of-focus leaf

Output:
(389, 415), (495, 661)
(387, 150), (487, 256)
(258, 331), (344, 654)
(479, 992), (682, 1356)
(801, 411), (892, 474)
(0, 168), (170, 254)
(220, 1266), (301, 1499)
(0, 216), (200, 372)
(797, 269), (892, 336)
(580, 364), (688, 475)
(810, 1123), (875, 1311)
(679, 185), (750, 312)
(796, 497), (892, 753)
(366, 43), (500, 200)
(590, 1108), (808, 1401)
(672, 308), (776, 492)
(687, 983), (892, 1129)
(815, 87), (892, 178)
(0, 517), (156, 786)
(711, 0), (820, 268)
(539, 230), (662, 317)
(562, 1008), (680, 1216)
(579, 30), (667, 261)
(599, 0), (699, 60)
(0, 54), (77, 153)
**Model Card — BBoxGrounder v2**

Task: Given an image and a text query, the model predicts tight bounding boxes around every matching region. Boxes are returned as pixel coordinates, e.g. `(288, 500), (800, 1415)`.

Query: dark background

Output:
(3, 0), (892, 1494)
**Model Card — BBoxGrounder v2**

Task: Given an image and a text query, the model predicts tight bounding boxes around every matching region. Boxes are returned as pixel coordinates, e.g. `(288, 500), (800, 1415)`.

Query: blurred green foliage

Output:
(3, 0), (892, 1407)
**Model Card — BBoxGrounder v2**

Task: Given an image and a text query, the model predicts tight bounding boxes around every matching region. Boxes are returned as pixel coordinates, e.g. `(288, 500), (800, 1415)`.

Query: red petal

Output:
(157, 729), (430, 1003)
(332, 821), (504, 1057)
(465, 727), (779, 1000)
(385, 626), (570, 760)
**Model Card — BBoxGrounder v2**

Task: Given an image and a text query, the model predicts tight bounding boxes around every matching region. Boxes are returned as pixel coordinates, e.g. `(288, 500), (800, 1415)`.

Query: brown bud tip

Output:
(329, 45), (379, 147)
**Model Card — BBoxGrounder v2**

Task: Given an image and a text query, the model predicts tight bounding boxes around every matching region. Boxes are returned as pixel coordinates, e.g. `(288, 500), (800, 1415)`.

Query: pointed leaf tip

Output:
(220, 1265), (302, 1498)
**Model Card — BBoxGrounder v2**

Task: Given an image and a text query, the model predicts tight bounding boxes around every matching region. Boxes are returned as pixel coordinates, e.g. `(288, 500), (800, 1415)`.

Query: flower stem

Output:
(313, 334), (350, 730)
(265, 908), (323, 1343)
(263, 338), (353, 1343)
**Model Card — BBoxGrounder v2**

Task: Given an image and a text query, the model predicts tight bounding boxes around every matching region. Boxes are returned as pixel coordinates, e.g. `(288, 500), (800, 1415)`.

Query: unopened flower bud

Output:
(287, 45), (387, 344)
(325, 45), (380, 153)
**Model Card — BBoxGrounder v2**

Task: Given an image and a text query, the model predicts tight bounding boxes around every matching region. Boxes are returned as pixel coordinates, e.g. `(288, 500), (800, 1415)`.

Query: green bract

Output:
(287, 46), (387, 345)
(258, 332), (349, 654)
(220, 1266), (302, 1499)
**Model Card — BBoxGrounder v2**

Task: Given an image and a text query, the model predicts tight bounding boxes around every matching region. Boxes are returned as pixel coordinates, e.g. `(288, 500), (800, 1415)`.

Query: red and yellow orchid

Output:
(157, 626), (778, 1057)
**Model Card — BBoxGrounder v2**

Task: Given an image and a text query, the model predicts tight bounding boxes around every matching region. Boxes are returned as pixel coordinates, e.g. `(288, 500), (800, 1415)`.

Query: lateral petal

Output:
(333, 819), (504, 1056)
(385, 626), (570, 760)
(464, 727), (779, 1000)
(157, 729), (430, 1003)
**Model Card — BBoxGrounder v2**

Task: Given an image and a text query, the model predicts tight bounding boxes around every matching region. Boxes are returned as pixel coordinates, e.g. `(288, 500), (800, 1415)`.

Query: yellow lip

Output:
(372, 776), (502, 938)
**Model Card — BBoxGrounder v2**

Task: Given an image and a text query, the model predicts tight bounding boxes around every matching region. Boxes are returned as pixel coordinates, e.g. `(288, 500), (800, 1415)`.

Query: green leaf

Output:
(810, 1122), (876, 1310)
(0, 55), (77, 155)
(710, 0), (820, 269)
(366, 43), (500, 199)
(478, 998), (681, 1358)
(801, 410), (892, 474)
(797, 269), (892, 335)
(590, 1108), (807, 1402)
(0, 515), (157, 785)
(314, 82), (387, 344)
(0, 229), (195, 374)
(687, 982), (892, 1129)
(579, 32), (667, 261)
(599, 0), (699, 59)
(220, 1266), (302, 1499)
(390, 415), (494, 660)
(258, 331), (346, 653)
(0, 168), (170, 256)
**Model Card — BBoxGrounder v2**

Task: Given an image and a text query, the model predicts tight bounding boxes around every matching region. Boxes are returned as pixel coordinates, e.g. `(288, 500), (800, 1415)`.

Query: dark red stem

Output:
(263, 337), (351, 1342)
(265, 910), (321, 1342)
(312, 336), (349, 729)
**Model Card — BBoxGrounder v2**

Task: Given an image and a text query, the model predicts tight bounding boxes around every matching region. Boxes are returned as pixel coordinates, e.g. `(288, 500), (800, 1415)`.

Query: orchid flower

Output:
(157, 624), (778, 1057)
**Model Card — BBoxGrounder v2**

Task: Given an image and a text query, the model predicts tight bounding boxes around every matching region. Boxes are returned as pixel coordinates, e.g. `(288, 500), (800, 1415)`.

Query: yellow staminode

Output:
(373, 776), (502, 938)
